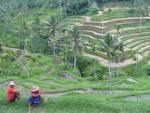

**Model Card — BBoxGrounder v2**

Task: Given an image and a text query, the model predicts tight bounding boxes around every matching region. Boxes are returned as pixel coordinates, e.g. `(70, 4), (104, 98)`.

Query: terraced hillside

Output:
(64, 11), (150, 67)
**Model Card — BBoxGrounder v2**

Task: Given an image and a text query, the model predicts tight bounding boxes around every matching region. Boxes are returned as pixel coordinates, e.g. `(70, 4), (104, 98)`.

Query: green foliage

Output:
(89, 7), (99, 14)
(0, 52), (22, 76)
(66, 0), (90, 15)
(46, 0), (60, 8)
(27, 0), (44, 8)
(122, 63), (150, 77)
(85, 65), (107, 80)
(101, 33), (124, 62)
(75, 55), (107, 79)
(29, 35), (49, 54)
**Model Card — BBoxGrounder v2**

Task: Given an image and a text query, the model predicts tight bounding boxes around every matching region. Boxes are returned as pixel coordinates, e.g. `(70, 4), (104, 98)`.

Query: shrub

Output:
(89, 7), (99, 14)
(75, 55), (107, 79)
(66, 0), (90, 15)
(85, 66), (106, 80)
(27, 0), (44, 8)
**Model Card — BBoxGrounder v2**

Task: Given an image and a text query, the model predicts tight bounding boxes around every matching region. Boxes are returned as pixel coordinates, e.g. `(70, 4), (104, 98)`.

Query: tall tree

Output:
(18, 20), (30, 53)
(69, 27), (84, 70)
(135, 0), (145, 31)
(47, 15), (61, 56)
(101, 33), (124, 78)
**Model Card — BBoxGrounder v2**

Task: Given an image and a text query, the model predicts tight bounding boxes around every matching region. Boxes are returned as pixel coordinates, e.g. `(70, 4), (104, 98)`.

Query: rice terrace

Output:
(1, 0), (150, 113)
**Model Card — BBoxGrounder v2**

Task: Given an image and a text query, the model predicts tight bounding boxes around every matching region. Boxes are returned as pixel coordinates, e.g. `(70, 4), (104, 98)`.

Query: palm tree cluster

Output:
(101, 33), (124, 78)
(30, 15), (84, 70)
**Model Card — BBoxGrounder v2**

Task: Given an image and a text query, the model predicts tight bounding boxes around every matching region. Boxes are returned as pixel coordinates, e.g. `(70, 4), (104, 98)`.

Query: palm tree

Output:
(60, 28), (70, 63)
(70, 27), (84, 70)
(32, 14), (43, 54)
(47, 15), (61, 56)
(19, 20), (29, 53)
(101, 33), (124, 78)
(60, 0), (63, 18)
(0, 42), (4, 76)
(135, 0), (145, 32)
(63, 0), (68, 18)
(114, 42), (124, 77)
(91, 41), (97, 77)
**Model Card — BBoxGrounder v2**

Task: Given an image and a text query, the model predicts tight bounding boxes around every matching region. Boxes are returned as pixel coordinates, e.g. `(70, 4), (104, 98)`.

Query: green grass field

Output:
(1, 76), (150, 113)
(1, 49), (150, 113)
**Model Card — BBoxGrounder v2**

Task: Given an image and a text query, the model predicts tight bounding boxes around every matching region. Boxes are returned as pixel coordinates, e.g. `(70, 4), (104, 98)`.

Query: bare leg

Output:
(28, 104), (32, 113)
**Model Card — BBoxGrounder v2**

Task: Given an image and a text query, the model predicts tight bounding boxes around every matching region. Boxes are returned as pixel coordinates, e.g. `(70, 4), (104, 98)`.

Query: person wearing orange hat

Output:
(6, 81), (20, 103)
(27, 86), (41, 113)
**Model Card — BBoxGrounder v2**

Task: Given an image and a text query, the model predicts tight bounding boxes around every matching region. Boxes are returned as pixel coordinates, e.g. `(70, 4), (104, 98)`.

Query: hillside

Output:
(1, 0), (150, 113)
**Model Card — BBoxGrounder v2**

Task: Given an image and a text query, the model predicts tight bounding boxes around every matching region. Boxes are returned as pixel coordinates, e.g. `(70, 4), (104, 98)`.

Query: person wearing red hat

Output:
(27, 86), (41, 113)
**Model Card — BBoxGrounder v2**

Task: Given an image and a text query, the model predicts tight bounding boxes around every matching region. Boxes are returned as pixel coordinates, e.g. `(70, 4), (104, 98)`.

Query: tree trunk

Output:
(108, 53), (112, 79)
(116, 56), (119, 78)
(64, 0), (67, 18)
(140, 14), (142, 32)
(108, 64), (111, 79)
(24, 38), (27, 54)
(74, 53), (77, 70)
(60, 0), (63, 18)
(64, 45), (67, 63)
(0, 59), (3, 76)
(53, 42), (56, 56)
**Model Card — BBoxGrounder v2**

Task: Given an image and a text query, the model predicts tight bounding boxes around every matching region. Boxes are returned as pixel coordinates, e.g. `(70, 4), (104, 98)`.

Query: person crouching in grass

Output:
(27, 86), (41, 113)
(6, 81), (20, 103)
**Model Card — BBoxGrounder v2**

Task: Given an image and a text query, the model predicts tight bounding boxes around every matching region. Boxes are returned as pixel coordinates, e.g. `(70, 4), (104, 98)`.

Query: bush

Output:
(66, 0), (90, 15)
(86, 76), (99, 81)
(128, 9), (135, 14)
(27, 0), (44, 8)
(89, 7), (99, 14)
(85, 66), (106, 80)
(122, 63), (150, 77)
(134, 64), (149, 77)
(75, 55), (107, 80)
(47, 0), (60, 8)
(0, 56), (21, 77)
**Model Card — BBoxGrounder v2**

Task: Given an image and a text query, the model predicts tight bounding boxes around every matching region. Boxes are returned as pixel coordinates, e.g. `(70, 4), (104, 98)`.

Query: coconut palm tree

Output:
(135, 0), (145, 32)
(101, 33), (124, 78)
(69, 27), (84, 70)
(114, 42), (124, 77)
(91, 40), (97, 77)
(47, 15), (61, 56)
(60, 28), (70, 63)
(18, 20), (29, 53)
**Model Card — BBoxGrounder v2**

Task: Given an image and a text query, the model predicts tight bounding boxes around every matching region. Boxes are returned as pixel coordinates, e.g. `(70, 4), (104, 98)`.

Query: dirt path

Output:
(81, 16), (92, 22)
(119, 32), (150, 39)
(82, 17), (150, 27)
(124, 36), (150, 44)
(101, 17), (150, 24)
(78, 24), (105, 29)
(128, 39), (150, 48)
(58, 72), (79, 81)
(83, 53), (136, 67)
(80, 25), (149, 38)
(109, 26), (148, 34)
(81, 30), (105, 36)
(81, 34), (97, 40)
(42, 88), (126, 97)
(4, 47), (20, 52)
(148, 60), (150, 65)
(124, 94), (150, 102)
(139, 45), (150, 53)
